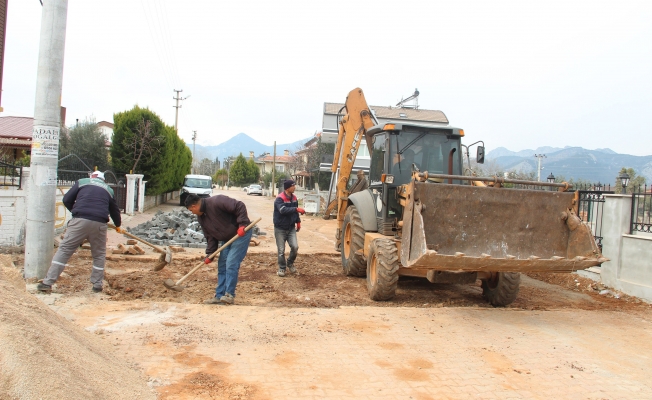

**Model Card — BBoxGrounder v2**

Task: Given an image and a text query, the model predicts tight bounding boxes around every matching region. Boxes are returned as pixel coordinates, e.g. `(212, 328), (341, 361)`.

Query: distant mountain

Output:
(487, 146), (565, 159)
(187, 133), (312, 163)
(487, 146), (652, 184)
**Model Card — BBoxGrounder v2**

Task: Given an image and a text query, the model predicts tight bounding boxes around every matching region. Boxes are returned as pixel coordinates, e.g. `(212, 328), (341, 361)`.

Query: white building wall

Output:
(0, 168), (73, 247)
(600, 194), (652, 301)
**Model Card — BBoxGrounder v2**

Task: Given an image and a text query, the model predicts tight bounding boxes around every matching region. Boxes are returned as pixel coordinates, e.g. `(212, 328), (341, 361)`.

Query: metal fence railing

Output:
(631, 185), (652, 234)
(0, 160), (23, 189)
(577, 189), (614, 251)
(56, 153), (93, 186)
(104, 170), (128, 212)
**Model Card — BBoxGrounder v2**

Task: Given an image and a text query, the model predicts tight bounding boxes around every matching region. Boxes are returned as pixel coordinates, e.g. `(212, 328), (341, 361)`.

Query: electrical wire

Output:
(139, 0), (183, 89)
(139, 0), (174, 89)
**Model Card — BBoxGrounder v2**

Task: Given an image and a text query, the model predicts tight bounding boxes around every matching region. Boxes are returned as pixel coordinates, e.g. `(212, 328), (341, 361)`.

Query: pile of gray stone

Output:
(126, 209), (205, 248)
(126, 209), (261, 248)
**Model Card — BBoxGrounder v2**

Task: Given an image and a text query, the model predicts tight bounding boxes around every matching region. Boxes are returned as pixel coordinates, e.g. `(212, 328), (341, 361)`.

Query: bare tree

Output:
(285, 146), (310, 176)
(197, 157), (217, 176)
(125, 118), (164, 173)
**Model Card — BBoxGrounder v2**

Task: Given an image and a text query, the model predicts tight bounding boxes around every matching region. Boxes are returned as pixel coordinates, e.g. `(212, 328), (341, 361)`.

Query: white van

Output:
(180, 174), (213, 206)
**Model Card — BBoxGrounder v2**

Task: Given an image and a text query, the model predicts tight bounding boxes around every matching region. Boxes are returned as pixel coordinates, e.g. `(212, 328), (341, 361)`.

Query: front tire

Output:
(481, 272), (521, 307)
(367, 239), (399, 301)
(341, 205), (366, 277)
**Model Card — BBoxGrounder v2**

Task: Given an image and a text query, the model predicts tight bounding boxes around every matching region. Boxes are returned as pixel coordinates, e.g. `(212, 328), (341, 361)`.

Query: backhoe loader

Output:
(327, 88), (605, 306)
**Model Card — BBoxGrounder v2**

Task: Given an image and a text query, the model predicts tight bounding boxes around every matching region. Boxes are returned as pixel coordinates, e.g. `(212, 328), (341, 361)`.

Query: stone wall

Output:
(143, 190), (180, 211)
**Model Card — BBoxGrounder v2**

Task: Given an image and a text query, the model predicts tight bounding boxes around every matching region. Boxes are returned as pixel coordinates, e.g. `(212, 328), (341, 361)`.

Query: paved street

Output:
(51, 298), (652, 400)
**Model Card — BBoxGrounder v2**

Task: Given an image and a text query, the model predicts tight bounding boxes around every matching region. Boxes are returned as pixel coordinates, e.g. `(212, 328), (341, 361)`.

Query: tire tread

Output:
(482, 272), (521, 307)
(367, 239), (399, 301)
(341, 206), (366, 277)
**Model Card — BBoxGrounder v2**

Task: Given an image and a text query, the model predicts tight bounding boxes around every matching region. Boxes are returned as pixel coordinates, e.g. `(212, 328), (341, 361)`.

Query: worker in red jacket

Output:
(273, 179), (305, 277)
(185, 193), (252, 305)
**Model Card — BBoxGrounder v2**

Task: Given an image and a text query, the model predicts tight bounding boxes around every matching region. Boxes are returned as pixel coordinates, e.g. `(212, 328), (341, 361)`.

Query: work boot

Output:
(288, 264), (297, 274)
(92, 286), (103, 293)
(219, 293), (234, 305)
(277, 268), (286, 277)
(203, 297), (221, 305)
(37, 282), (52, 293)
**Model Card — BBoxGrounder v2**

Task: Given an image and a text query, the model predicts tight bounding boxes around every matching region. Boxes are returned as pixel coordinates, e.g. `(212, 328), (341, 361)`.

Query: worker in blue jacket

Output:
(273, 179), (305, 277)
(37, 171), (122, 293)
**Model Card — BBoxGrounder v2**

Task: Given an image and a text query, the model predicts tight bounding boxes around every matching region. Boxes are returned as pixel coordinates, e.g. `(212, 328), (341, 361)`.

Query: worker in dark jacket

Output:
(37, 171), (122, 293)
(273, 180), (305, 277)
(185, 193), (252, 305)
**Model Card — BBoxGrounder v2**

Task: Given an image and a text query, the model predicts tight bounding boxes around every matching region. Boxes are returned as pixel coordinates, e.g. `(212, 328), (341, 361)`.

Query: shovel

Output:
(163, 217), (261, 292)
(108, 223), (173, 271)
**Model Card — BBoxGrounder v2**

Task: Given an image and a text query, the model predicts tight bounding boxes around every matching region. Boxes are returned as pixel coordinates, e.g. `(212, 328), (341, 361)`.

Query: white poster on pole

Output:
(31, 125), (60, 158)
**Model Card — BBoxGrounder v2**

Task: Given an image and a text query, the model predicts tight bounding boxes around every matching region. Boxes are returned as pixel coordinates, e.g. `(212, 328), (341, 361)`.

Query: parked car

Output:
(246, 184), (263, 196)
(180, 174), (213, 206)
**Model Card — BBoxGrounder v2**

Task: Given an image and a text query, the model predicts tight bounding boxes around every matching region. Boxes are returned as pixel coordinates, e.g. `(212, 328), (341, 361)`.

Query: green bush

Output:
(110, 106), (191, 195)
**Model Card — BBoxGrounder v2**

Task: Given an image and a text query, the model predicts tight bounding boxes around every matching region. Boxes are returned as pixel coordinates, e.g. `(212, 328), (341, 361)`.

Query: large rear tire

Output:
(341, 205), (366, 277)
(367, 239), (399, 301)
(481, 272), (520, 307)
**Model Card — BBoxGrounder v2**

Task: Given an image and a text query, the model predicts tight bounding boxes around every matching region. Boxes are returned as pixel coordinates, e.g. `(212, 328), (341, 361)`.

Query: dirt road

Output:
(13, 188), (652, 399)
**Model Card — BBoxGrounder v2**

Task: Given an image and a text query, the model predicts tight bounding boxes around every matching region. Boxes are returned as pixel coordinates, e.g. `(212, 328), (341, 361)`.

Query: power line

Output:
(158, 0), (182, 84)
(139, 0), (182, 88)
(149, 0), (179, 86)
(139, 0), (174, 89)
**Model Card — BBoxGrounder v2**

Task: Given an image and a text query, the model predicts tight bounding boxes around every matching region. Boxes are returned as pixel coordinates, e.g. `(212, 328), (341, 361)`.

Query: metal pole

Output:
(534, 154), (546, 182)
(272, 141), (276, 197)
(173, 89), (187, 132)
(226, 157), (231, 188)
(24, 0), (69, 279)
(191, 130), (197, 174)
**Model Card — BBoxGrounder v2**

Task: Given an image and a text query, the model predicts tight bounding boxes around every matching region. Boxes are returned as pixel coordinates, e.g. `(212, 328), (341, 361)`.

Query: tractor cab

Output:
(366, 123), (464, 234)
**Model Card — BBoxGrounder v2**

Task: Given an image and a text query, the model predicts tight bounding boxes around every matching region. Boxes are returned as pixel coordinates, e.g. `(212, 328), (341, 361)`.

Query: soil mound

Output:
(0, 277), (155, 400)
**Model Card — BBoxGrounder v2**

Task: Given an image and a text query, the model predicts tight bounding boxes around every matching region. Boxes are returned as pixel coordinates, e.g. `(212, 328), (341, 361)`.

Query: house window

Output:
(358, 141), (370, 157)
(275, 165), (284, 172)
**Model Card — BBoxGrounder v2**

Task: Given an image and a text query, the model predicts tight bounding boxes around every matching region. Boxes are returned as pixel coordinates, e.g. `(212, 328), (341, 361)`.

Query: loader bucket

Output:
(400, 182), (605, 273)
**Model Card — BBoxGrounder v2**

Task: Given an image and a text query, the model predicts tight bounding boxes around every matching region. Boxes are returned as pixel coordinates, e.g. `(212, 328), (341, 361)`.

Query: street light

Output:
(619, 172), (630, 192)
(547, 173), (555, 184)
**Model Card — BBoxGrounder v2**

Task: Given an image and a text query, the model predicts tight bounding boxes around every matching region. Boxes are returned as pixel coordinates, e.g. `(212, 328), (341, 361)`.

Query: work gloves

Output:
(237, 226), (246, 237)
(115, 226), (124, 234)
(296, 222), (301, 232)
(204, 257), (212, 264)
(297, 207), (305, 215)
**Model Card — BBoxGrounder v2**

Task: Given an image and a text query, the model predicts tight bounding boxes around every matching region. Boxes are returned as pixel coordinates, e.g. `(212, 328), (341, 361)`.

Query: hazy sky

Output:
(4, 0), (652, 155)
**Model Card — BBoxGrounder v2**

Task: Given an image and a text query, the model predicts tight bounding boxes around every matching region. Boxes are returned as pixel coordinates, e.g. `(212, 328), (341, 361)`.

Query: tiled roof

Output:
(0, 116), (34, 139)
(256, 155), (293, 163)
(324, 102), (448, 124)
(0, 137), (31, 148)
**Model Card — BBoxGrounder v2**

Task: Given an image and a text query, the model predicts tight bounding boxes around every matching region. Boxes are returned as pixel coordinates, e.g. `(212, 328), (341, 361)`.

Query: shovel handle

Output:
(175, 217), (262, 286)
(108, 223), (167, 254)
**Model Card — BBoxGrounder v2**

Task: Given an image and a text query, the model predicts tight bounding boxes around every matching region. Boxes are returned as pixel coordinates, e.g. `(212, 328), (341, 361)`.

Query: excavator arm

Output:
(331, 88), (376, 248)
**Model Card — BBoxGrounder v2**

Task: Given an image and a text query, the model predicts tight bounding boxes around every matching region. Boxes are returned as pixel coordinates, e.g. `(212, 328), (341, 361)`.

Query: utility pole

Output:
(534, 154), (546, 182)
(173, 89), (189, 133)
(24, 0), (69, 279)
(272, 141), (276, 197)
(226, 157), (233, 189)
(191, 130), (197, 174)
